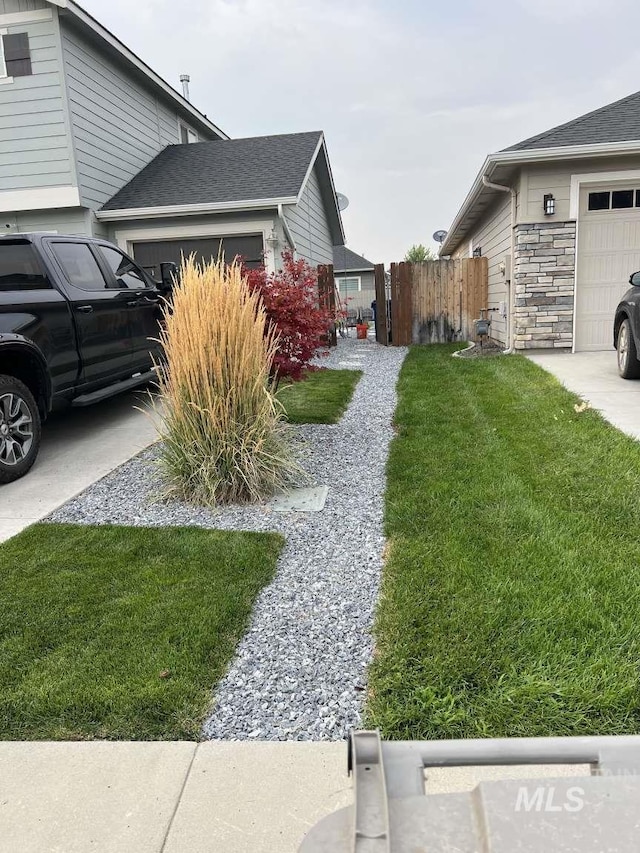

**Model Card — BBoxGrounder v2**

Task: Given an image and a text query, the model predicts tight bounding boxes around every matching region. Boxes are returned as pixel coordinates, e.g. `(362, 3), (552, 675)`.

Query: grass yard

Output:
(0, 523), (282, 740)
(278, 368), (362, 424)
(367, 345), (640, 740)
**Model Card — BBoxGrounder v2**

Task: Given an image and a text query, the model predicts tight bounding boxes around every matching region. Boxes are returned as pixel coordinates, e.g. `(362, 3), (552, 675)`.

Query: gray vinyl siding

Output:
(60, 19), (201, 211)
(0, 1), (48, 13)
(14, 206), (89, 234)
(452, 193), (511, 344)
(0, 8), (75, 192)
(335, 268), (375, 312)
(283, 166), (333, 265)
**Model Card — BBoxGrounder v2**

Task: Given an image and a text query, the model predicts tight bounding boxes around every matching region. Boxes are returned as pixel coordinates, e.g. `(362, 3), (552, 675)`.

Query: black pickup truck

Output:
(0, 233), (174, 484)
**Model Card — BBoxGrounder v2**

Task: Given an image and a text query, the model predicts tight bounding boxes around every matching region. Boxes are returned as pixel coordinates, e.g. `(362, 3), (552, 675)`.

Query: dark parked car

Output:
(0, 233), (175, 483)
(614, 270), (640, 379)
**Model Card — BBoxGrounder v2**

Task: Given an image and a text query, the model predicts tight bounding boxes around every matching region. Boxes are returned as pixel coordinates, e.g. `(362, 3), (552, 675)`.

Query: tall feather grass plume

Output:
(154, 254), (297, 505)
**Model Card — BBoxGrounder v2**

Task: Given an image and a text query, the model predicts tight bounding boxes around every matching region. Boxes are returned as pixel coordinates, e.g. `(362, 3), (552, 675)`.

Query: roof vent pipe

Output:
(179, 74), (190, 101)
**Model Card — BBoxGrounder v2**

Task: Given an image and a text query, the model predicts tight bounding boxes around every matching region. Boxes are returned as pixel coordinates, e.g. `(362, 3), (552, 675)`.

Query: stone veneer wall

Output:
(513, 221), (576, 349)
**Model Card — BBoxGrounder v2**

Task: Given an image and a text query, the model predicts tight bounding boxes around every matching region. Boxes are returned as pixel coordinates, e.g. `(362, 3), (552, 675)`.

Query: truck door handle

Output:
(126, 299), (140, 307)
(76, 305), (93, 313)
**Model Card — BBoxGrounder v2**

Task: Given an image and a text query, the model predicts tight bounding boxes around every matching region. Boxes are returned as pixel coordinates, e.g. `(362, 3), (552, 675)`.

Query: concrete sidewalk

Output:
(0, 390), (158, 543)
(0, 742), (588, 853)
(0, 742), (350, 853)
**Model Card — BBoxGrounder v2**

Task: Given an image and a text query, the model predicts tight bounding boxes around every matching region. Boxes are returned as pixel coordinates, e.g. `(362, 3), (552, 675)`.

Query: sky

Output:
(82, 0), (640, 262)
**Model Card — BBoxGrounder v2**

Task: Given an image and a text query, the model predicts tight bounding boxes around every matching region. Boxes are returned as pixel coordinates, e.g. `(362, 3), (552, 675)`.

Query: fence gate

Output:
(382, 257), (488, 346)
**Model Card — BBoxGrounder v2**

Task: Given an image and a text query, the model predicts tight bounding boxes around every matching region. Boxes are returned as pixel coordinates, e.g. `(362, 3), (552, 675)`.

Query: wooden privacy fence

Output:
(375, 257), (488, 346)
(317, 263), (337, 347)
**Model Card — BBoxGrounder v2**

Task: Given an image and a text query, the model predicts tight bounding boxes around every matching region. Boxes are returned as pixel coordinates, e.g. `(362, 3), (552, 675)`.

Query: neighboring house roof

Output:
(102, 132), (322, 210)
(49, 0), (227, 140)
(440, 89), (640, 256)
(333, 246), (375, 273)
(504, 90), (640, 151)
(98, 131), (345, 245)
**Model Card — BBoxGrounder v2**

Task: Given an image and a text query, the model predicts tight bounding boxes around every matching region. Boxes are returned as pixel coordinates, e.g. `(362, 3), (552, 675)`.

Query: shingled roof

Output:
(333, 246), (375, 272)
(101, 131), (323, 210)
(504, 89), (640, 151)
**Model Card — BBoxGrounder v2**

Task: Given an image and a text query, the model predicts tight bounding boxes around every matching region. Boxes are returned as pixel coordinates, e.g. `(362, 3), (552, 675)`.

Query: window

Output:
(588, 188), (640, 212)
(612, 190), (634, 209)
(51, 242), (108, 291)
(1, 33), (32, 78)
(180, 125), (198, 144)
(588, 191), (610, 211)
(336, 276), (361, 294)
(0, 241), (48, 291)
(98, 245), (150, 289)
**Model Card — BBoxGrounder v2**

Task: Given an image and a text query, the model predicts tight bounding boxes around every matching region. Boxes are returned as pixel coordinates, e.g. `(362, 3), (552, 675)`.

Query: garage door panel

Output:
(131, 235), (265, 277)
(580, 218), (640, 252)
(579, 251), (640, 284)
(576, 191), (640, 351)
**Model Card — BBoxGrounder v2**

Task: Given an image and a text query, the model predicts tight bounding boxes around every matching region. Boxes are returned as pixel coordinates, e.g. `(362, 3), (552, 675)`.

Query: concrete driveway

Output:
(0, 389), (158, 542)
(527, 349), (640, 440)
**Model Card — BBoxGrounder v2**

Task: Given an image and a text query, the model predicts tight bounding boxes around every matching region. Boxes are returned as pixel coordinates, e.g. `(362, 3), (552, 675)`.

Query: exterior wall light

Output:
(266, 227), (280, 249)
(544, 194), (555, 216)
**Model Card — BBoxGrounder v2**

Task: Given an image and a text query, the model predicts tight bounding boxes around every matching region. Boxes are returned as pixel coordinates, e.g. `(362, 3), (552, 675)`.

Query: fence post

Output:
(374, 264), (388, 345)
(317, 263), (337, 347)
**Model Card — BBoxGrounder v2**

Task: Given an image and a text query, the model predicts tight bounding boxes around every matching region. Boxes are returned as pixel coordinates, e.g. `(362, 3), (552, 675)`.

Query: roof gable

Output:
(99, 131), (345, 245)
(333, 246), (375, 271)
(504, 89), (640, 151)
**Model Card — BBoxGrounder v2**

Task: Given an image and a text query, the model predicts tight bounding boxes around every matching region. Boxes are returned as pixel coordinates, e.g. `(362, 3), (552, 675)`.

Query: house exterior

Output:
(440, 90), (640, 352)
(333, 246), (376, 314)
(0, 0), (343, 273)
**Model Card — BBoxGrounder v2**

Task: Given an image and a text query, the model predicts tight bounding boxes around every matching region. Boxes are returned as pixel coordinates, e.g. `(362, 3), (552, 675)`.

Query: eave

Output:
(440, 140), (640, 256)
(95, 198), (297, 222)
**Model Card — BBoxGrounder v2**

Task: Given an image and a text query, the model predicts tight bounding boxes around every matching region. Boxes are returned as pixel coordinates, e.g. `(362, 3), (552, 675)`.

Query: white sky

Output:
(82, 0), (640, 262)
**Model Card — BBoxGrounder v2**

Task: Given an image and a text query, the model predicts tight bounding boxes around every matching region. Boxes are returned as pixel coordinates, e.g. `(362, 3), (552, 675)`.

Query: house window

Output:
(180, 125), (198, 144)
(336, 276), (361, 294)
(1, 33), (32, 78)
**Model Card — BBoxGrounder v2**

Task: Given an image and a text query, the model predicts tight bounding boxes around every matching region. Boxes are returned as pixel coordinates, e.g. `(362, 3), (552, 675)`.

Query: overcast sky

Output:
(83, 0), (640, 262)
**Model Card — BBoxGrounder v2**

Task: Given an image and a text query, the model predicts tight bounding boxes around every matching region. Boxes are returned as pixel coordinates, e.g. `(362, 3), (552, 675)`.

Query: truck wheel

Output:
(617, 319), (640, 379)
(0, 375), (42, 484)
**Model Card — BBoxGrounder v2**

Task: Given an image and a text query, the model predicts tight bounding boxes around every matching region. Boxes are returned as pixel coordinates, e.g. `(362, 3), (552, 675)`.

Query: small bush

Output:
(155, 256), (296, 505)
(244, 250), (335, 385)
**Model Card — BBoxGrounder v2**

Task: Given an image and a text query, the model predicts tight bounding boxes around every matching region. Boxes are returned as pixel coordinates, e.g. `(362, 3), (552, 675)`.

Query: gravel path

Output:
(50, 337), (407, 740)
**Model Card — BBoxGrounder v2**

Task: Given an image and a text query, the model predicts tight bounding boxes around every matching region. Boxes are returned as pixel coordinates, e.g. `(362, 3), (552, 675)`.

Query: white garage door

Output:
(576, 185), (640, 351)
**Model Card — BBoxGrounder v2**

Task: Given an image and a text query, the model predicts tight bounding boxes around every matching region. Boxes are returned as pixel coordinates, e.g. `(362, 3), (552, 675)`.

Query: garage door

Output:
(576, 185), (640, 351)
(131, 234), (264, 278)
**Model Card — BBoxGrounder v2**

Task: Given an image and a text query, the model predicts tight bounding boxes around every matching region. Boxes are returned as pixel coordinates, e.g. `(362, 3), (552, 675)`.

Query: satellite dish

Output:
(337, 192), (350, 212)
(433, 230), (447, 244)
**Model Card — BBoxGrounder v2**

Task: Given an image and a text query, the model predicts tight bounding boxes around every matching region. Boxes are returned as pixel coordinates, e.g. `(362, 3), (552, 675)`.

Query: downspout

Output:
(278, 203), (297, 255)
(481, 175), (517, 353)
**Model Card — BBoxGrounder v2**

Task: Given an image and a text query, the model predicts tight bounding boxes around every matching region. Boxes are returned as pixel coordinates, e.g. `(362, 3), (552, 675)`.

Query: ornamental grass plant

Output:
(155, 255), (296, 505)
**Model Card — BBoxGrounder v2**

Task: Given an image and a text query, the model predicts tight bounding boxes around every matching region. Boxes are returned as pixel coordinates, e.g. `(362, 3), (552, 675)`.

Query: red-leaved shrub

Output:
(244, 250), (336, 384)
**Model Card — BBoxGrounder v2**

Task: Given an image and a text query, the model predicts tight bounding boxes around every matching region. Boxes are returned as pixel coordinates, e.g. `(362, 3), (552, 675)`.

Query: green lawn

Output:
(0, 523), (282, 740)
(278, 368), (361, 424)
(367, 345), (640, 740)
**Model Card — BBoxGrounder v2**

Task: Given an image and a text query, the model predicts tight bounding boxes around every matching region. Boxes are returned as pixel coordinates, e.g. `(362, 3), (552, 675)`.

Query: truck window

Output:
(98, 245), (150, 290)
(0, 241), (49, 291)
(50, 242), (108, 291)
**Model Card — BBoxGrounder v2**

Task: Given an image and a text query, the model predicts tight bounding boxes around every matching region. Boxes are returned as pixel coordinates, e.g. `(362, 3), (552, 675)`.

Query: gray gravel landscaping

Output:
(50, 336), (407, 740)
